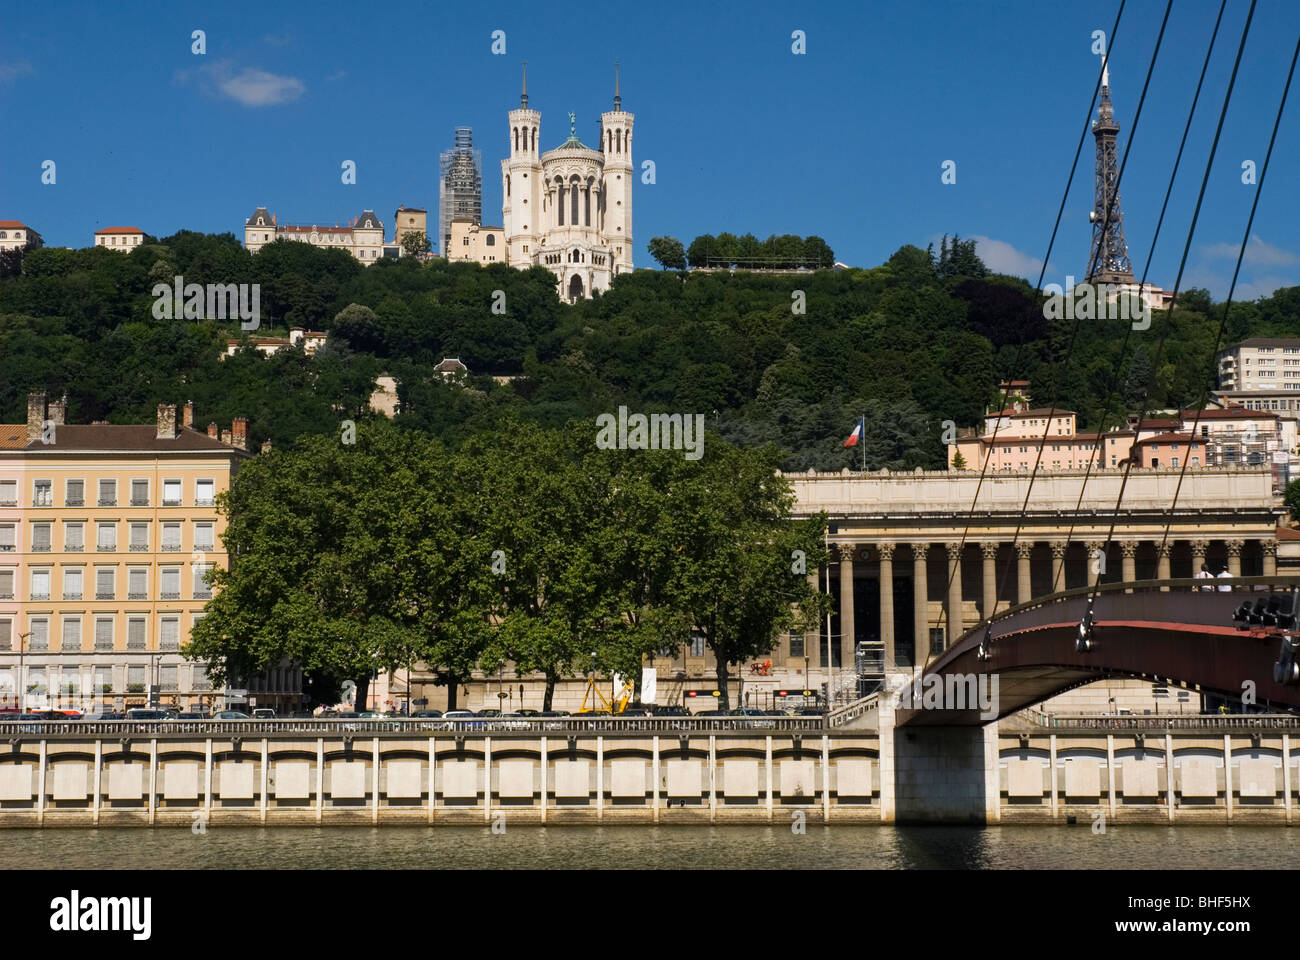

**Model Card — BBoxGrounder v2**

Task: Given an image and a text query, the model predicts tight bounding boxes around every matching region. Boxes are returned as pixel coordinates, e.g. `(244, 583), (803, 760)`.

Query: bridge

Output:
(895, 576), (1300, 726)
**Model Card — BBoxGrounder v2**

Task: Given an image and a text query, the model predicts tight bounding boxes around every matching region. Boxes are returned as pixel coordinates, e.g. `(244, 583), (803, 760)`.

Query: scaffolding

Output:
(438, 127), (482, 257)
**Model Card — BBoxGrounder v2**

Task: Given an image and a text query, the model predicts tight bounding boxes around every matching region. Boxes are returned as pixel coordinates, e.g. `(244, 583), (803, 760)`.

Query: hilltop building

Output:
(243, 207), (385, 263)
(93, 227), (145, 252)
(439, 128), (482, 257)
(501, 63), (634, 301)
(0, 221), (42, 252)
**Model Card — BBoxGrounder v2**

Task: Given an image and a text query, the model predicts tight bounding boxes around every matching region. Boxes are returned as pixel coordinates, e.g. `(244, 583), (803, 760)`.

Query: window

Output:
(65, 522), (84, 552)
(788, 630), (805, 659)
(160, 617), (180, 651)
(33, 480), (52, 507)
(0, 480), (15, 506)
(98, 479), (116, 506)
(0, 525), (12, 552)
(0, 570), (11, 600)
(193, 667), (211, 691)
(127, 617), (145, 651)
(62, 568), (82, 600)
(29, 618), (49, 651)
(131, 479), (149, 506)
(0, 620), (9, 651)
(160, 665), (177, 692)
(162, 523), (181, 551)
(129, 523), (148, 551)
(193, 563), (212, 599)
(61, 618), (80, 652)
(95, 567), (114, 600)
(1172, 457), (1180, 468)
(27, 667), (46, 695)
(96, 522), (116, 551)
(127, 664), (145, 690)
(929, 628), (945, 656)
(162, 480), (181, 506)
(128, 567), (148, 600)
(1150, 458), (1159, 467)
(688, 632), (706, 657)
(194, 523), (214, 551)
(30, 568), (50, 601)
(95, 666), (112, 695)
(95, 618), (114, 651)
(161, 567), (180, 600)
(31, 523), (51, 551)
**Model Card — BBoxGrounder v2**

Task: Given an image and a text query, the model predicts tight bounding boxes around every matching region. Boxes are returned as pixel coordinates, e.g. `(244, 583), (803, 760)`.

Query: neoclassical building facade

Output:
(501, 66), (634, 301)
(788, 466), (1283, 680)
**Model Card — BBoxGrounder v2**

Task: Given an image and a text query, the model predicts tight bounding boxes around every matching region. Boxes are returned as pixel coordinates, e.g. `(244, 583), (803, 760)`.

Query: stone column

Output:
(980, 542), (999, 620)
(806, 570), (820, 671)
(878, 543), (896, 669)
(1121, 541), (1138, 593)
(1084, 540), (1104, 588)
(1049, 541), (1067, 594)
(838, 546), (855, 669)
(1263, 540), (1278, 577)
(945, 543), (963, 647)
(1226, 539), (1244, 578)
(1156, 542), (1172, 591)
(1191, 540), (1209, 583)
(1015, 541), (1033, 605)
(912, 544), (929, 665)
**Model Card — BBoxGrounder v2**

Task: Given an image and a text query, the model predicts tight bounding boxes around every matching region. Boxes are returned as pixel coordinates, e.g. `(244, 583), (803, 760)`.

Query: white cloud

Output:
(968, 235), (1050, 281)
(0, 61), (34, 84)
(176, 61), (305, 107)
(217, 67), (305, 107)
(1202, 234), (1299, 267)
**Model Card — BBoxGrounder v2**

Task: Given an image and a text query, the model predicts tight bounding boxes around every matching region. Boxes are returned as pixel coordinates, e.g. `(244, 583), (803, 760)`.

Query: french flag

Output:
(843, 417), (864, 447)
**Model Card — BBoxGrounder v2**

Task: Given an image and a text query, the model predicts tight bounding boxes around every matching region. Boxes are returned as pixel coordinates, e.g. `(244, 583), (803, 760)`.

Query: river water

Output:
(3, 824), (1297, 869)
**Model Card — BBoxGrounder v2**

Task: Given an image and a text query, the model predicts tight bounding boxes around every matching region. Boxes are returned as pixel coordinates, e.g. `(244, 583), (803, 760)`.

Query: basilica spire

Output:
(613, 60), (621, 112)
(521, 60), (528, 109)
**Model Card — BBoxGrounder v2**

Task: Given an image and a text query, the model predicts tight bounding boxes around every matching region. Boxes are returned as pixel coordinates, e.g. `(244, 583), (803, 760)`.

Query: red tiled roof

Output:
(1181, 407), (1279, 420)
(1276, 526), (1300, 541)
(94, 226), (144, 235)
(0, 425), (27, 449)
(987, 408), (1076, 418)
(0, 221), (29, 230)
(1135, 433), (1200, 445)
(0, 424), (247, 455)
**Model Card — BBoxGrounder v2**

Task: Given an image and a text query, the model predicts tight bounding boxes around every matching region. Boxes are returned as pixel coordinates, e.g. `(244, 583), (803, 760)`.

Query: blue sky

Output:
(2, 0), (1298, 300)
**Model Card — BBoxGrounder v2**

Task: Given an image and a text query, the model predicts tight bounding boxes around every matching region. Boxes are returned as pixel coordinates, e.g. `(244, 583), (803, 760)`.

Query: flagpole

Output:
(861, 414), (866, 472)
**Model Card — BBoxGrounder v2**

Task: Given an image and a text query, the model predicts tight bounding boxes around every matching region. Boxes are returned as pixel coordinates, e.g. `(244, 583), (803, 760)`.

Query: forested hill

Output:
(2, 231), (1298, 471)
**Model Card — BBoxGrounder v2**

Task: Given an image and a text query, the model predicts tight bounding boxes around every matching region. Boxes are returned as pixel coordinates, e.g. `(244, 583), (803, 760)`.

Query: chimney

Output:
(156, 403), (177, 439)
(26, 392), (46, 441)
(221, 429), (232, 446)
(183, 401), (194, 429)
(261, 439), (273, 454)
(231, 417), (248, 452)
(48, 398), (66, 426)
(207, 422), (219, 439)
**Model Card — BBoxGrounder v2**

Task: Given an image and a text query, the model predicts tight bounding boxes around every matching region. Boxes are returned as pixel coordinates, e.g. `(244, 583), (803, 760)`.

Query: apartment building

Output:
(1217, 338), (1300, 392)
(93, 226), (146, 251)
(0, 395), (301, 713)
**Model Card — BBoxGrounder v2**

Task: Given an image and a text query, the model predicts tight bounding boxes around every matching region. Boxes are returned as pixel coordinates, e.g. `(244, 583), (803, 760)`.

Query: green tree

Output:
(1285, 478), (1300, 523)
(400, 230), (431, 259)
(647, 236), (687, 270)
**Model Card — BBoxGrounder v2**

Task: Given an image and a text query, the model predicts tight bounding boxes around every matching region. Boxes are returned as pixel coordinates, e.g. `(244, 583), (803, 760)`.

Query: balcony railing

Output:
(196, 498), (214, 507)
(161, 544), (182, 552)
(127, 591), (148, 601)
(30, 593), (50, 601)
(130, 498), (149, 507)
(163, 499), (181, 507)
(0, 545), (15, 552)
(97, 544), (116, 552)
(61, 593), (81, 601)
(129, 543), (149, 552)
(161, 591), (180, 600)
(32, 543), (51, 552)
(97, 498), (116, 507)
(65, 543), (84, 552)
(0, 499), (16, 507)
(94, 591), (114, 600)
(65, 498), (84, 507)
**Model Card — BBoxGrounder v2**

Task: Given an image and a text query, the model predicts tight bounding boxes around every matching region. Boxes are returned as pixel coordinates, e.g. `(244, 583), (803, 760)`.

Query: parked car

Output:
(251, 709), (276, 719)
(213, 710), (251, 720)
(176, 712), (210, 720)
(731, 707), (776, 729)
(84, 711), (126, 720)
(125, 708), (170, 720)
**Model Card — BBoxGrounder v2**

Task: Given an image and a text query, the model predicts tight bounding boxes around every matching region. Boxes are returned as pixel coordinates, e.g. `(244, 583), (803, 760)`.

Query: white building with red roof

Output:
(93, 226), (145, 251)
(0, 221), (41, 252)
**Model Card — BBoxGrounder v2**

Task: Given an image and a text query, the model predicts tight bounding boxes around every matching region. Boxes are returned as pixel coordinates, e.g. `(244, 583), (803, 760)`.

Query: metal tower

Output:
(1087, 61), (1135, 284)
(438, 127), (482, 257)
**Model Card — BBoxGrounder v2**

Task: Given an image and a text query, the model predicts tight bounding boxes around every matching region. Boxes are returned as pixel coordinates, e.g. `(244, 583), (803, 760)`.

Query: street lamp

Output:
(16, 632), (30, 713)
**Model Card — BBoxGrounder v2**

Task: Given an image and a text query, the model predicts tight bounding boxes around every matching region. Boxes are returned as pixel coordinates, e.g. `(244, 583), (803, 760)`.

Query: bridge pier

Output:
(879, 684), (1001, 824)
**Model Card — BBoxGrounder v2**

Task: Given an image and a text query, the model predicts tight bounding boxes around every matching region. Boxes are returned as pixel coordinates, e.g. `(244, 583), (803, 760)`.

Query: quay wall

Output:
(1, 721), (1299, 826)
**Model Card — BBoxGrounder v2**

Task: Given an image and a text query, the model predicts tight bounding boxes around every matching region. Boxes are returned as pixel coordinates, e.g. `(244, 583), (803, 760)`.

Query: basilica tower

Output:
(502, 62), (542, 267)
(600, 62), (634, 277)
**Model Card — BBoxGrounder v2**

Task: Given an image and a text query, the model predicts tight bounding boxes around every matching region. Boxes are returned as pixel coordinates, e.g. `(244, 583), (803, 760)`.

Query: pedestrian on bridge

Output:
(1217, 566), (1233, 592)
(1195, 564), (1215, 591)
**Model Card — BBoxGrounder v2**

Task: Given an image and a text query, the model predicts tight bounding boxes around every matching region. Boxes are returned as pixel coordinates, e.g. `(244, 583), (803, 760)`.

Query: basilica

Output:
(501, 65), (634, 301)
